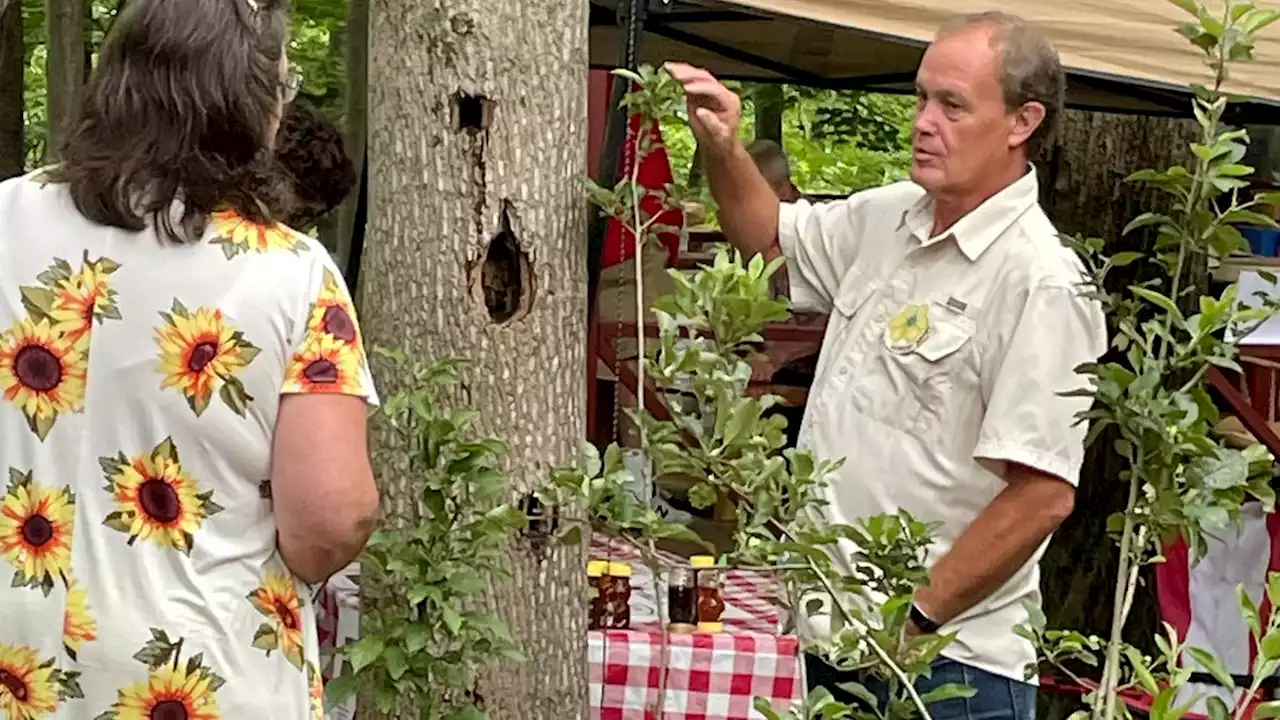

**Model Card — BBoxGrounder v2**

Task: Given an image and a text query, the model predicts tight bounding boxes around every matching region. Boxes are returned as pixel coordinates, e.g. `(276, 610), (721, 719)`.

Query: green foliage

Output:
(17, 0), (349, 172)
(326, 351), (526, 720)
(1032, 3), (1280, 719)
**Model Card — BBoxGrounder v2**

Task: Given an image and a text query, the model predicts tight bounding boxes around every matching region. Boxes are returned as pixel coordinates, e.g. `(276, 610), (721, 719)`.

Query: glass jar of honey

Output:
(666, 565), (697, 626)
(691, 555), (724, 632)
(587, 560), (609, 630)
(606, 562), (632, 629)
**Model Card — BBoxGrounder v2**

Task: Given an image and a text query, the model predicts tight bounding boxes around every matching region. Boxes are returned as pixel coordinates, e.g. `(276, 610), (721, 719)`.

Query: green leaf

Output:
(1131, 286), (1185, 323)
(1167, 0), (1199, 15)
(1253, 702), (1280, 719)
(1240, 585), (1262, 638)
(1206, 696), (1231, 720)
(442, 606), (464, 635)
(1110, 251), (1145, 267)
(405, 623), (431, 653)
(324, 673), (359, 706)
(1187, 647), (1235, 690)
(347, 636), (386, 673)
(837, 681), (880, 708)
(1260, 630), (1280, 661)
(919, 683), (978, 704)
(383, 645), (408, 681)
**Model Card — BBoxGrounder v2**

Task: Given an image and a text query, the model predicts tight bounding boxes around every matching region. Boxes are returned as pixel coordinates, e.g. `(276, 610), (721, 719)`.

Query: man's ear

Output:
(1009, 101), (1047, 149)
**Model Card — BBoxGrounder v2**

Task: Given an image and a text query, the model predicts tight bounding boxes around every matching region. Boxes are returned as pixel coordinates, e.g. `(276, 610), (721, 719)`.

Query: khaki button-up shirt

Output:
(778, 170), (1107, 682)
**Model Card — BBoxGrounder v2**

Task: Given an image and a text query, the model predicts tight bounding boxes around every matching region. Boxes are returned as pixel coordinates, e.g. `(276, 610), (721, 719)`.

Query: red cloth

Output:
(601, 83), (684, 268)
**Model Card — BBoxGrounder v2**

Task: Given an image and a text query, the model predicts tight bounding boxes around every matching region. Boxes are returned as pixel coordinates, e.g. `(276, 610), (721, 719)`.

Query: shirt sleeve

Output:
(279, 251), (379, 406)
(776, 197), (863, 313)
(973, 284), (1107, 485)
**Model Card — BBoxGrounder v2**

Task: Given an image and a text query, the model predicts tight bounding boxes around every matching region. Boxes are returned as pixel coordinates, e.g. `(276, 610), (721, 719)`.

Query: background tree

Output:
(0, 0), (22, 178)
(44, 0), (83, 158)
(358, 0), (590, 717)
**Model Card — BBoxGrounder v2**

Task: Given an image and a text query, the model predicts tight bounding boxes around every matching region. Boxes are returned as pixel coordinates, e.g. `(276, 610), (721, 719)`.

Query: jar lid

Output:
(690, 555), (716, 569)
(697, 622), (724, 633)
(607, 562), (632, 577)
(586, 560), (608, 577)
(667, 622), (697, 635)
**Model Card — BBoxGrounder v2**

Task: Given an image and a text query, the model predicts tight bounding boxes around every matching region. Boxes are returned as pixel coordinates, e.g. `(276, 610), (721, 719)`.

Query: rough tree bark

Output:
(334, 0), (367, 274)
(0, 0), (23, 178)
(1033, 108), (1200, 720)
(45, 0), (85, 160)
(361, 0), (589, 717)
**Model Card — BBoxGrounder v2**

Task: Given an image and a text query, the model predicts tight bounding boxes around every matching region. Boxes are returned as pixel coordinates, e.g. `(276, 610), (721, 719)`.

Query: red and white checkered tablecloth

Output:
(589, 630), (802, 719)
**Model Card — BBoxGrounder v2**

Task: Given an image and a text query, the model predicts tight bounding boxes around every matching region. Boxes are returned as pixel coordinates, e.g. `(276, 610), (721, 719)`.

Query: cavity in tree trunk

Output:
(361, 0), (589, 717)
(0, 0), (22, 179)
(1033, 108), (1200, 720)
(45, 0), (85, 160)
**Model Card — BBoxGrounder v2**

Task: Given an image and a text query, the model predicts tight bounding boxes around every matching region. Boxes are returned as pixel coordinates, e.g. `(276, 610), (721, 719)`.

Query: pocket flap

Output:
(914, 317), (973, 362)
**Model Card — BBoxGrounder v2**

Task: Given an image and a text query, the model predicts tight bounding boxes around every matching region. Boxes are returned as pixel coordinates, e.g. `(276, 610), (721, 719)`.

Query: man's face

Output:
(910, 26), (1018, 196)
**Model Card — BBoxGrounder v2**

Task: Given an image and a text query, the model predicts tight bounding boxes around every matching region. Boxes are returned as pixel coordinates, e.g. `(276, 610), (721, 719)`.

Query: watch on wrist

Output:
(910, 602), (941, 634)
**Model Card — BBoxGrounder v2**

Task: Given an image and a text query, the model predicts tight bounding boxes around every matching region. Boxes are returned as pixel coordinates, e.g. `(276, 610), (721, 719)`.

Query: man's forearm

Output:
(702, 142), (781, 260)
(914, 465), (1075, 625)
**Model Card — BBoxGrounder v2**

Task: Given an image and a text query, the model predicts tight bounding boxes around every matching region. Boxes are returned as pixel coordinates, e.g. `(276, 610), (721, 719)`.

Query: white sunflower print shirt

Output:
(0, 173), (377, 719)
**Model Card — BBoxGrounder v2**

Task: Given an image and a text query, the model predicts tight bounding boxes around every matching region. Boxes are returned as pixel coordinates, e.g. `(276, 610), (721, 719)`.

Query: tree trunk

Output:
(361, 0), (589, 717)
(1033, 108), (1200, 720)
(753, 83), (784, 144)
(334, 0), (368, 275)
(45, 0), (85, 160)
(0, 0), (23, 179)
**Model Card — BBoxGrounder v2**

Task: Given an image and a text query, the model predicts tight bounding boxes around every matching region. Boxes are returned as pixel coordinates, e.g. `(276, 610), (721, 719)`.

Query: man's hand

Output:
(664, 62), (741, 156)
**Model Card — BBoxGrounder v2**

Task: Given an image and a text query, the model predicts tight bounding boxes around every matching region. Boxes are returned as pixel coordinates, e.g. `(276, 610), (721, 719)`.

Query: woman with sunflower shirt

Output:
(0, 1), (379, 718)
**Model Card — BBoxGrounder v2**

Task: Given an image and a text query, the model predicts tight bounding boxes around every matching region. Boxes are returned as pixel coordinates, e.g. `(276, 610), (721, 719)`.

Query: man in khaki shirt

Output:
(669, 11), (1106, 720)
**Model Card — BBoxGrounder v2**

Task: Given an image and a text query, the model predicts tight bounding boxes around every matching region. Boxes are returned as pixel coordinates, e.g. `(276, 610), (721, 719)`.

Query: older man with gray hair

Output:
(667, 11), (1106, 720)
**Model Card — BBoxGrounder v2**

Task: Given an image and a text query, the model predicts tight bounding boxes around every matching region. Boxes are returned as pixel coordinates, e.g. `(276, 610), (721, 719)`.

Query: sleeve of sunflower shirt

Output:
(278, 243), (379, 407)
(972, 281), (1108, 485)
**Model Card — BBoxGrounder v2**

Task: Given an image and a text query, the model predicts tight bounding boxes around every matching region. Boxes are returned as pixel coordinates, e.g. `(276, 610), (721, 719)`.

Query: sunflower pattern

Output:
(307, 663), (324, 720)
(208, 210), (308, 260)
(0, 207), (370, 716)
(63, 576), (97, 661)
(154, 300), (261, 417)
(886, 303), (931, 352)
(96, 629), (224, 720)
(247, 569), (306, 670)
(0, 254), (121, 440)
(0, 640), (82, 719)
(100, 438), (223, 555)
(0, 316), (89, 441)
(282, 267), (371, 397)
(0, 469), (75, 596)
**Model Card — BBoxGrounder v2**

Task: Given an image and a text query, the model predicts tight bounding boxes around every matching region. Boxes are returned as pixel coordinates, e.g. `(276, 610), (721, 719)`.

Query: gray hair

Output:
(938, 11), (1064, 154)
(746, 138), (792, 187)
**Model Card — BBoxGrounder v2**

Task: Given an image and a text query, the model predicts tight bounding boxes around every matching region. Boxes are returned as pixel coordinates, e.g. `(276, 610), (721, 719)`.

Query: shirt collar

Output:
(896, 166), (1040, 262)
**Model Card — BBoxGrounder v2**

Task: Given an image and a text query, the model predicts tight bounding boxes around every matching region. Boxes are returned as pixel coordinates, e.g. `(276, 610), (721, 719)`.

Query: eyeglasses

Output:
(281, 69), (302, 104)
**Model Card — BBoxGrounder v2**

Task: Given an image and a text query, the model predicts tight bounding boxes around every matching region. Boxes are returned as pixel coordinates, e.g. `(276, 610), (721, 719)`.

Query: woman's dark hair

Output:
(275, 104), (356, 230)
(49, 0), (292, 243)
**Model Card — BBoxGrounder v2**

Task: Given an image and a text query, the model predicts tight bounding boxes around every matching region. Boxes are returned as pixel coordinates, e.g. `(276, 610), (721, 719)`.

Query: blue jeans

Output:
(805, 654), (1036, 720)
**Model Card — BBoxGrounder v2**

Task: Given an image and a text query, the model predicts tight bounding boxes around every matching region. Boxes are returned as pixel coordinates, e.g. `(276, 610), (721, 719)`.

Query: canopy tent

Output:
(589, 0), (1280, 119)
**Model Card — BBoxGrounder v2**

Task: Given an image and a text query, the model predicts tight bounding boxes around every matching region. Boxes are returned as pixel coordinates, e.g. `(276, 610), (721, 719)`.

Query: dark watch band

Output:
(910, 602), (941, 633)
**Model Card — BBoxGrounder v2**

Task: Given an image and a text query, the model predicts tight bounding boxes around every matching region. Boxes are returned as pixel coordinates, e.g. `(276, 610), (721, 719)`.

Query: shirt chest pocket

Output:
(841, 296), (978, 435)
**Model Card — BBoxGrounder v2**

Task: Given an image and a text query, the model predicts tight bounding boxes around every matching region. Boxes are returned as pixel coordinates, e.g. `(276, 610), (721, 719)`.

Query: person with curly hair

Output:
(275, 103), (357, 232)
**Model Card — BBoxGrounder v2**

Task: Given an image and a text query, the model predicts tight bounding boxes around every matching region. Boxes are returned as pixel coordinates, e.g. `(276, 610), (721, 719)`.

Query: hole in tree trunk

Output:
(454, 93), (494, 133)
(480, 226), (532, 325)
